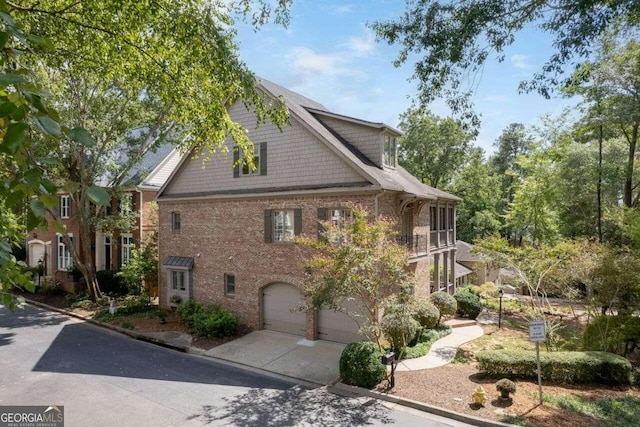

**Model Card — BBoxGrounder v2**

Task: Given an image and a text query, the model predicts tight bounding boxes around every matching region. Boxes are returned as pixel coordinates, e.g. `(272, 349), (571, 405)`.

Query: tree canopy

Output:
(372, 0), (640, 127)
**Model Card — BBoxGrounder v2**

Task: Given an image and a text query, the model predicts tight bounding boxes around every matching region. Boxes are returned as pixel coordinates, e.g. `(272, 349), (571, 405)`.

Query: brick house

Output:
(26, 144), (181, 292)
(157, 80), (461, 343)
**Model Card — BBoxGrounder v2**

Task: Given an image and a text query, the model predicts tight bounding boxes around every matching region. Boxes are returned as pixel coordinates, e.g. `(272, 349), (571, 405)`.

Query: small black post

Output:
(498, 288), (504, 329)
(390, 344), (396, 389)
(37, 259), (44, 287)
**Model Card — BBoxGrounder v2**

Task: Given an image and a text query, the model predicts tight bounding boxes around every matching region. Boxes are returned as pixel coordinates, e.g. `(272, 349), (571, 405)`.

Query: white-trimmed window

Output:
(273, 210), (294, 242)
(121, 234), (133, 265)
(57, 234), (73, 271)
(171, 270), (186, 291)
(171, 212), (181, 231)
(224, 273), (235, 296)
(60, 195), (71, 219)
(383, 135), (397, 168)
(329, 208), (352, 244)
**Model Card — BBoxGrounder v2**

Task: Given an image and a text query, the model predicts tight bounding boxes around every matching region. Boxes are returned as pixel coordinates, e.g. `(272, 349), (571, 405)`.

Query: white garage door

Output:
(262, 283), (306, 336)
(318, 297), (365, 344)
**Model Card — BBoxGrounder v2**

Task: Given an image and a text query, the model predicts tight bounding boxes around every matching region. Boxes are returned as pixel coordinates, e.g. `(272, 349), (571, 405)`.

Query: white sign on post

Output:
(529, 320), (546, 342)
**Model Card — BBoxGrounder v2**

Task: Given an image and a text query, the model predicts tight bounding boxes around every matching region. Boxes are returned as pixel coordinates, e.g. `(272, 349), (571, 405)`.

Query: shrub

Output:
(176, 300), (203, 327)
(477, 349), (632, 385)
(477, 282), (498, 298)
(96, 270), (127, 296)
(37, 279), (64, 296)
(403, 325), (452, 359)
(496, 378), (516, 394)
(583, 315), (640, 356)
(454, 290), (482, 319)
(192, 306), (240, 338)
(381, 311), (418, 353)
(157, 310), (168, 324)
(176, 300), (240, 338)
(430, 291), (457, 324)
(339, 341), (386, 388)
(413, 299), (440, 329)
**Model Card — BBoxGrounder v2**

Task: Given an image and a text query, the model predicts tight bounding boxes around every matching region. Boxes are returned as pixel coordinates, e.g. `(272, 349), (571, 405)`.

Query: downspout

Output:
(374, 190), (385, 218)
(136, 188), (143, 241)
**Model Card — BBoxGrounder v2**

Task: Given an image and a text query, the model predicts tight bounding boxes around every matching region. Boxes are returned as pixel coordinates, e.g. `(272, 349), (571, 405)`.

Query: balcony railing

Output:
(429, 230), (456, 250)
(398, 234), (428, 257)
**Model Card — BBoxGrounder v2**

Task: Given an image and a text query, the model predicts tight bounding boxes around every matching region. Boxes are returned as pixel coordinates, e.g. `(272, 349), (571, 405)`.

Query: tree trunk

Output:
(597, 122), (603, 243)
(623, 123), (638, 208)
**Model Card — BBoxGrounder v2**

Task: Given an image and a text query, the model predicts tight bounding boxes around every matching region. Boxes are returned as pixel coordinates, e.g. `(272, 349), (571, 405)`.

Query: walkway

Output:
(396, 324), (484, 371)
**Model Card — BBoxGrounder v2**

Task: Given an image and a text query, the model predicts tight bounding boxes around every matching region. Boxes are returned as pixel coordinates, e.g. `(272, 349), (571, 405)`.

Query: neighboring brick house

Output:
(26, 144), (181, 292)
(156, 79), (461, 343)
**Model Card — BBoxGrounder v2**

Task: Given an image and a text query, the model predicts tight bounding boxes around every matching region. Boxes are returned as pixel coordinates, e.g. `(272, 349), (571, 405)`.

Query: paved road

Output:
(0, 305), (475, 427)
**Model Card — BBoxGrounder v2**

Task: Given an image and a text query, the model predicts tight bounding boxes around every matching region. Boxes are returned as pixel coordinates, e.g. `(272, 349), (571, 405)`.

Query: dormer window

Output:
(383, 135), (397, 168)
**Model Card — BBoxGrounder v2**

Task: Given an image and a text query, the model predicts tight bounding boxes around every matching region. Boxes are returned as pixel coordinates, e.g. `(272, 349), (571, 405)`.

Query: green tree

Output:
(372, 0), (639, 127)
(297, 207), (416, 349)
(5, 0), (291, 301)
(448, 147), (501, 242)
(398, 108), (471, 188)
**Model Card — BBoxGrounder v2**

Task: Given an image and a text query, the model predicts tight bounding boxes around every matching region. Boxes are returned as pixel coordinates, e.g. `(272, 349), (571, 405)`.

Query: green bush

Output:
(176, 300), (203, 328)
(37, 279), (64, 296)
(176, 300), (240, 338)
(583, 315), (640, 356)
(413, 299), (440, 329)
(403, 325), (452, 359)
(454, 290), (482, 319)
(430, 291), (457, 324)
(381, 311), (418, 353)
(192, 306), (240, 338)
(477, 349), (632, 385)
(96, 270), (127, 296)
(339, 341), (386, 389)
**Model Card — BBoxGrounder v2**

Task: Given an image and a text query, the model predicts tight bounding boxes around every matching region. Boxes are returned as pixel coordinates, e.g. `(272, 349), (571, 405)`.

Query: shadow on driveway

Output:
(0, 307), (69, 329)
(188, 385), (393, 426)
(31, 321), (295, 389)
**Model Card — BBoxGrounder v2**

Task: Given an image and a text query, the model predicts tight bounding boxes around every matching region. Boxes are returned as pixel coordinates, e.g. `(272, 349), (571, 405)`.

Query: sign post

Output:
(529, 320), (545, 404)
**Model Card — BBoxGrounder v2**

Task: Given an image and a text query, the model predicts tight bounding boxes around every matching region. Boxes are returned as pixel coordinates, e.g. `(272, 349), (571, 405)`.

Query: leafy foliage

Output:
(429, 291), (457, 324)
(372, 0), (639, 129)
(298, 207), (416, 347)
(477, 349), (632, 385)
(454, 290), (482, 320)
(176, 299), (240, 338)
(339, 341), (386, 389)
(412, 298), (440, 329)
(583, 315), (640, 356)
(381, 311), (419, 356)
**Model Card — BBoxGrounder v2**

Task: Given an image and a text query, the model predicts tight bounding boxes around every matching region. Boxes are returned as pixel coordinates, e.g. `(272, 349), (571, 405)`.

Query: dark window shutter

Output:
(233, 148), (240, 178)
(260, 143), (267, 176)
(131, 193), (137, 213)
(57, 196), (62, 217)
(264, 209), (273, 243)
(294, 208), (302, 236)
(317, 208), (327, 239)
(68, 197), (72, 217)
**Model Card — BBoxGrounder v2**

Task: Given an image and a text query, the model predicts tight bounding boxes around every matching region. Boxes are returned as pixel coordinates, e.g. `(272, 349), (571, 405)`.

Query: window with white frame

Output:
(171, 270), (186, 291)
(171, 212), (181, 231)
(273, 210), (294, 242)
(224, 273), (235, 296)
(241, 144), (260, 176)
(60, 195), (71, 219)
(57, 234), (73, 271)
(121, 234), (133, 265)
(329, 208), (352, 244)
(383, 135), (397, 168)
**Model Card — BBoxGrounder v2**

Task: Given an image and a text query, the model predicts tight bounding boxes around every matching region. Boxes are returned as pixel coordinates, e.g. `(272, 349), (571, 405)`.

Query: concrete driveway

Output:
(204, 330), (346, 385)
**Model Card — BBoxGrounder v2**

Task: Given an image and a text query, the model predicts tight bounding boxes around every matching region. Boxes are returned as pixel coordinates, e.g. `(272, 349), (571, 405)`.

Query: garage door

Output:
(262, 283), (306, 336)
(318, 297), (364, 343)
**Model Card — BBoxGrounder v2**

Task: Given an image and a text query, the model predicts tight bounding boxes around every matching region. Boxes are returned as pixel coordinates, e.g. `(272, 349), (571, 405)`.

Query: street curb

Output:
(24, 299), (514, 426)
(25, 299), (188, 353)
(330, 382), (516, 427)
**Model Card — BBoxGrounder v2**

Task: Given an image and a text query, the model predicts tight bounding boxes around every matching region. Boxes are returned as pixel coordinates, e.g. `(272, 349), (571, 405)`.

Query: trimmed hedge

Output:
(430, 291), (457, 323)
(381, 312), (418, 351)
(454, 291), (482, 319)
(340, 341), (386, 389)
(477, 349), (632, 385)
(413, 299), (440, 329)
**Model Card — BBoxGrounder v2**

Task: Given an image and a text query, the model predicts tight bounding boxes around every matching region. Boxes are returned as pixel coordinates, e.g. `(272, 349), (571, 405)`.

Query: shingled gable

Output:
(156, 78), (460, 202)
(258, 79), (460, 202)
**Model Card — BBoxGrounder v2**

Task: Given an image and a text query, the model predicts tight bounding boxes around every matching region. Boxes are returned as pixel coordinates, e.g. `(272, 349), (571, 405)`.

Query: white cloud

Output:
(331, 4), (354, 14)
(510, 54), (531, 70)
(287, 46), (366, 80)
(343, 31), (376, 56)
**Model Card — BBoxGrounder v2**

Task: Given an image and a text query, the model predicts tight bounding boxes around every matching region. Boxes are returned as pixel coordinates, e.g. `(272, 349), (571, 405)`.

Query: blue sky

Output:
(234, 1), (577, 155)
